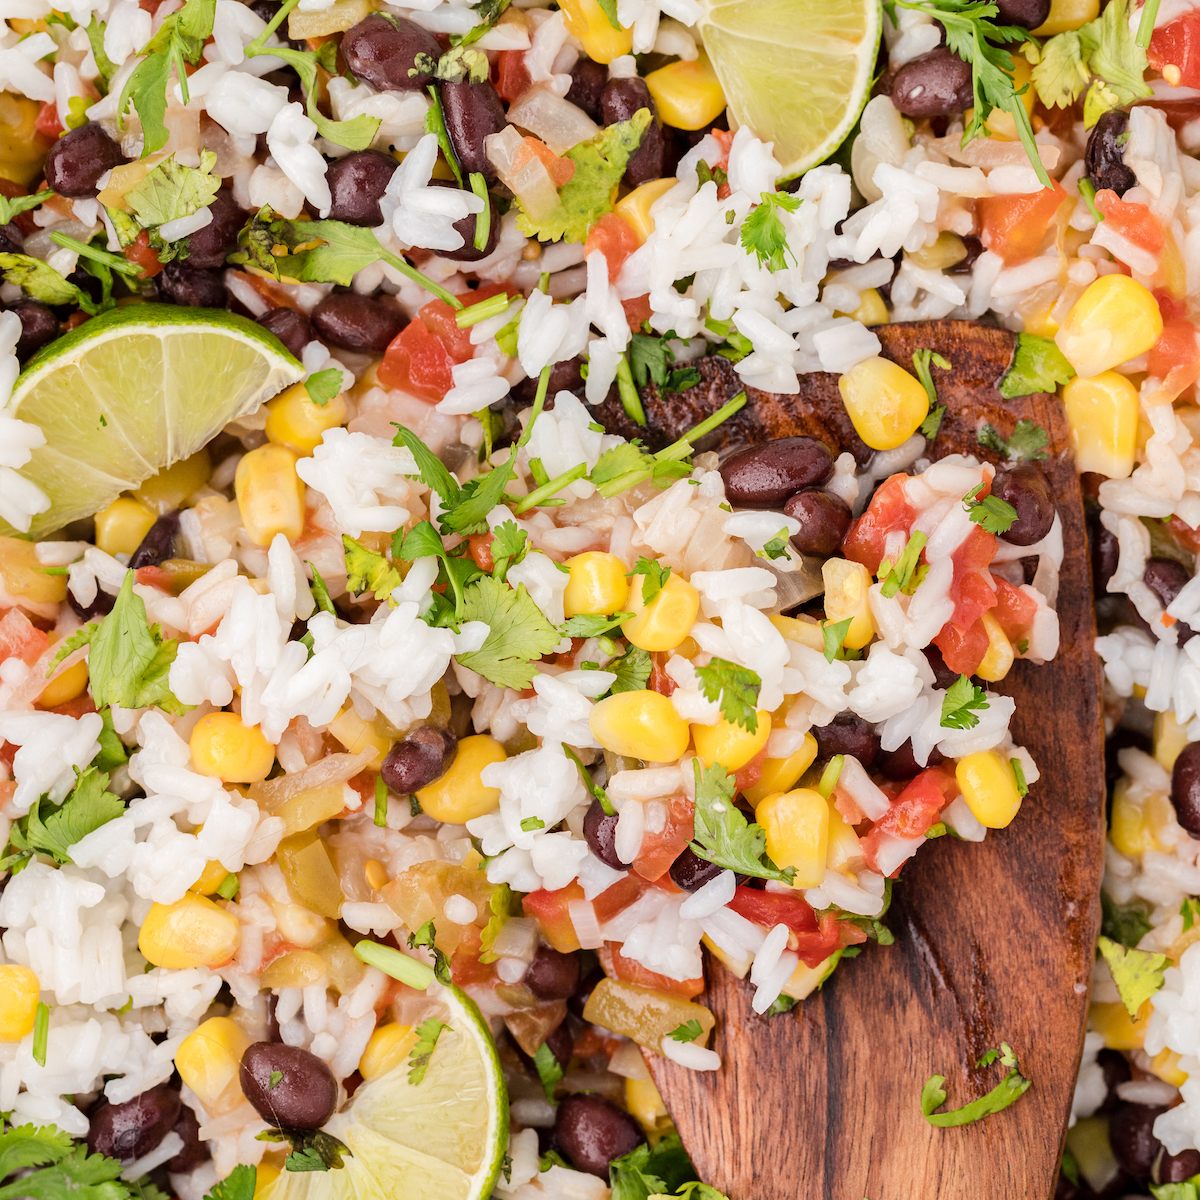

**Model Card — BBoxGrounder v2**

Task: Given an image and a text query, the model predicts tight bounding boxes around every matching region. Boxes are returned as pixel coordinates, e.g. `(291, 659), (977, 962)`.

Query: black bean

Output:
(516, 355), (584, 404)
(311, 292), (405, 352)
(947, 234), (983, 275)
(889, 49), (974, 117)
(923, 644), (960, 690)
(429, 179), (501, 262)
(583, 797), (630, 870)
(157, 262), (228, 308)
(669, 846), (724, 892)
(720, 438), (834, 508)
(342, 13), (442, 92)
(524, 945), (581, 1001)
(1158, 1147), (1200, 1185)
(569, 964), (603, 1019)
(257, 307), (312, 359)
(441, 81), (506, 183)
(811, 712), (879, 768)
(783, 489), (852, 556)
(600, 77), (664, 186)
(250, 0), (305, 48)
(183, 187), (245, 269)
(381, 727), (457, 793)
(1086, 110), (1137, 198)
(130, 510), (183, 569)
(87, 1084), (181, 1162)
(567, 59), (607, 123)
(326, 151), (397, 226)
(1095, 1048), (1131, 1116)
(45, 123), (127, 198)
(992, 0), (1050, 27)
(878, 739), (944, 781)
(165, 1104), (208, 1173)
(1090, 511), (1119, 598)
(1144, 558), (1197, 644)
(1109, 1104), (1166, 1180)
(1171, 742), (1200, 835)
(543, 1016), (574, 1071)
(554, 1094), (644, 1178)
(991, 464), (1056, 546)
(0, 221), (22, 255)
(240, 1042), (338, 1130)
(5, 300), (58, 362)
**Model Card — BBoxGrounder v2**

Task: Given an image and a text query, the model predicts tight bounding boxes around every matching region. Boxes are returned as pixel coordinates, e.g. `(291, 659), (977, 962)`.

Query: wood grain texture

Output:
(617, 322), (1106, 1200)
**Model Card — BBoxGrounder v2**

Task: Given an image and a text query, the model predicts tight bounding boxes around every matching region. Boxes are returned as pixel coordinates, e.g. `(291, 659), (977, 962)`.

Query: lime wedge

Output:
(698, 0), (880, 179)
(263, 985), (509, 1200)
(3, 304), (303, 539)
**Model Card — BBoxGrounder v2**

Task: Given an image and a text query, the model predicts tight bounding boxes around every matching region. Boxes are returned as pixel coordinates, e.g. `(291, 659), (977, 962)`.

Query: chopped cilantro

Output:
(1010, 757), (1028, 797)
(628, 332), (703, 394)
(608, 1143), (669, 1200)
(696, 160), (727, 189)
(667, 1020), (703, 1043)
(562, 743), (614, 814)
(1098, 935), (1169, 1018)
(1101, 891), (1153, 948)
(940, 674), (990, 730)
(821, 617), (853, 664)
(740, 191), (802, 272)
(424, 83), (463, 186)
(125, 151), (221, 229)
(1078, 176), (1103, 223)
(32, 1002), (49, 1067)
(0, 191), (52, 226)
(406, 921), (453, 985)
(540, 1150), (570, 1172)
(208, 1165), (257, 1200)
(452, 0), (512, 45)
(976, 417), (1051, 462)
(1150, 1178), (1200, 1200)
(343, 536), (404, 602)
(396, 520), (483, 624)
(760, 528), (791, 561)
(560, 612), (634, 638)
(920, 405), (946, 440)
(1184, 897), (1200, 933)
(816, 755), (844, 800)
(911, 350), (950, 426)
(258, 1128), (350, 1172)
(304, 369), (342, 406)
(690, 760), (793, 884)
(267, 1071), (283, 1091)
(456, 574), (561, 689)
(408, 1017), (448, 1085)
(0, 253), (107, 315)
(921, 1041), (1031, 1126)
(629, 557), (671, 604)
(694, 658), (762, 733)
(998, 333), (1076, 399)
(216, 872), (239, 900)
(374, 774), (388, 828)
(95, 707), (128, 772)
(489, 521), (528, 582)
(520, 816), (545, 831)
(963, 482), (1018, 535)
(532, 1042), (563, 1103)
(608, 644), (652, 695)
(879, 530), (927, 599)
(307, 563), (335, 615)
(479, 883), (518, 963)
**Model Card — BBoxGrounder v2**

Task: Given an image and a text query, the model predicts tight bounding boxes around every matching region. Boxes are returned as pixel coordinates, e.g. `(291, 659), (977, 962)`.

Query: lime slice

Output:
(697, 0), (880, 179)
(3, 304), (303, 539)
(263, 985), (509, 1200)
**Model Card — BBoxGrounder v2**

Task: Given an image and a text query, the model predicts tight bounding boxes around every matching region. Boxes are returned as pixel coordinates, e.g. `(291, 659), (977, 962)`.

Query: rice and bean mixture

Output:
(0, 0), (1199, 1193)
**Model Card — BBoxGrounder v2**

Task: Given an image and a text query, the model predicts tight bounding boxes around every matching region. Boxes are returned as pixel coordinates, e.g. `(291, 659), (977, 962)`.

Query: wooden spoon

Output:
(595, 320), (1106, 1200)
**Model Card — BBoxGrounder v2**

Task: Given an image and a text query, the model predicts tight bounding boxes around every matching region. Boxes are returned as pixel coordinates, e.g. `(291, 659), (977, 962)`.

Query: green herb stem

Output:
(659, 390), (748, 461)
(32, 1002), (50, 1067)
(469, 171), (491, 252)
(216, 872), (240, 900)
(353, 940), (435, 989)
(615, 354), (647, 426)
(1136, 0), (1161, 48)
(246, 0), (301, 55)
(374, 774), (388, 827)
(513, 462), (588, 513)
(817, 755), (844, 799)
(456, 290), (509, 328)
(516, 364), (553, 449)
(50, 232), (144, 277)
(1004, 94), (1053, 190)
(1077, 177), (1103, 223)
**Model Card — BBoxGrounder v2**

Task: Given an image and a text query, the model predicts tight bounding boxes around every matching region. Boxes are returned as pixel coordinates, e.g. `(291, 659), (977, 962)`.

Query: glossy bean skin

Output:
(311, 292), (405, 352)
(1171, 742), (1200, 836)
(583, 797), (630, 870)
(554, 1093), (644, 1178)
(382, 727), (458, 793)
(240, 1042), (338, 1130)
(257, 307), (312, 359)
(1095, 1048), (1131, 1115)
(524, 945), (581, 1001)
(515, 356), (584, 404)
(45, 123), (127, 197)
(668, 846), (724, 892)
(600, 78), (664, 186)
(568, 59), (607, 122)
(158, 262), (228, 308)
(1089, 511), (1118, 597)
(0, 222), (21, 255)
(165, 1104), (208, 1173)
(86, 1083), (181, 1162)
(441, 80), (507, 182)
(429, 180), (501, 262)
(1086, 110), (1137, 198)
(69, 587), (115, 622)
(878, 739), (944, 781)
(543, 1016), (574, 1071)
(1108, 1103), (1166, 1180)
(923, 644), (960, 690)
(947, 234), (983, 275)
(1158, 1148), (1200, 1185)
(720, 437), (834, 508)
(342, 14), (441, 92)
(1144, 558), (1196, 644)
(6, 300), (58, 361)
(811, 712), (880, 769)
(992, 0), (1050, 26)
(889, 49), (973, 117)
(783, 489), (851, 556)
(130, 510), (183, 569)
(185, 187), (245, 268)
(991, 464), (1056, 546)
(327, 151), (397, 226)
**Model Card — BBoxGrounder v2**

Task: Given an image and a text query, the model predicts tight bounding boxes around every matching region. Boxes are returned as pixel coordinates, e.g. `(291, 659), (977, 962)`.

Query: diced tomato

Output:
(843, 473), (918, 574)
(420, 283), (511, 364)
(593, 873), (645, 921)
(124, 230), (164, 279)
(599, 941), (705, 999)
(648, 652), (676, 697)
(978, 180), (1069, 265)
(523, 883), (585, 953)
(468, 533), (495, 572)
(0, 608), (50, 667)
(621, 294), (652, 332)
(1149, 317), (1200, 394)
(947, 524), (998, 630)
(378, 319), (454, 401)
(585, 212), (639, 278)
(1094, 189), (1166, 254)
(632, 794), (694, 882)
(933, 616), (989, 677)
(728, 886), (819, 935)
(38, 693), (96, 718)
(35, 101), (63, 140)
(450, 925), (495, 986)
(859, 766), (958, 870)
(513, 136), (575, 188)
(494, 50), (532, 103)
(1171, 514), (1200, 554)
(991, 576), (1038, 645)
(135, 565), (173, 592)
(733, 745), (767, 793)
(709, 128), (734, 170)
(1150, 12), (1200, 88)
(0, 742), (15, 773)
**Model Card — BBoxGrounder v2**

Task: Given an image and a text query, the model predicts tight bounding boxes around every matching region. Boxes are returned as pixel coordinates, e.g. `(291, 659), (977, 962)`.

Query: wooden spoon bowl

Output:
(596, 321), (1106, 1200)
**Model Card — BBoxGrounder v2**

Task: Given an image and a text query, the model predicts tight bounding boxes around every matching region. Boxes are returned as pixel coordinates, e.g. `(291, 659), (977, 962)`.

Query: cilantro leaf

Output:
(591, 442), (655, 490)
(125, 151), (221, 229)
(11, 766), (123, 866)
(453, 0), (513, 45)
(689, 760), (793, 884)
(975, 417), (1051, 463)
(456, 574), (561, 689)
(0, 191), (52, 226)
(1151, 1179), (1200, 1200)
(1031, 26), (1096, 109)
(206, 1166), (257, 1200)
(406, 920), (453, 985)
(998, 333), (1076, 399)
(629, 557), (670, 604)
(1182, 897), (1200, 934)
(308, 564), (335, 616)
(0, 1118), (137, 1200)
(627, 332), (699, 394)
(911, 349), (950, 414)
(85, 17), (117, 90)
(920, 1041), (1032, 1126)
(963, 483), (1018, 535)
(940, 674), (990, 730)
(343, 536), (404, 602)
(562, 743), (614, 814)
(392, 424), (463, 510)
(490, 520), (528, 582)
(667, 1020), (703, 1043)
(0, 1121), (74, 1178)
(920, 405), (946, 440)
(0, 253), (95, 311)
(516, 111), (651, 243)
(696, 160), (727, 189)
(1102, 894), (1153, 952)
(609, 644), (652, 694)
(608, 1144), (670, 1200)
(560, 612), (633, 638)
(1085, 0), (1154, 122)
(478, 883), (518, 964)
(95, 707), (128, 772)
(408, 1018), (448, 1085)
(741, 191), (802, 272)
(532, 1042), (563, 1103)
(257, 1130), (348, 1173)
(760, 528), (791, 561)
(1098, 935), (1169, 1018)
(396, 520), (483, 623)
(821, 617), (853, 664)
(879, 530), (928, 599)
(304, 369), (342, 406)
(694, 658), (761, 733)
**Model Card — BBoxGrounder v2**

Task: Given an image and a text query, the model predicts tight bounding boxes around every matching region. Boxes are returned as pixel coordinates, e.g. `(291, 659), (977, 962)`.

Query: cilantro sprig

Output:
(912, 350), (949, 441)
(456, 574), (560, 689)
(695, 658), (762, 733)
(998, 333), (1075, 399)
(1097, 935), (1169, 1018)
(629, 558), (671, 604)
(629, 331), (702, 395)
(878, 530), (927, 599)
(408, 1017), (448, 1085)
(690, 761), (794, 883)
(0, 191), (52, 226)
(963, 482), (1018, 535)
(921, 1042), (1031, 1126)
(343, 537), (405, 603)
(940, 674), (990, 730)
(741, 191), (802, 272)
(976, 417), (1051, 462)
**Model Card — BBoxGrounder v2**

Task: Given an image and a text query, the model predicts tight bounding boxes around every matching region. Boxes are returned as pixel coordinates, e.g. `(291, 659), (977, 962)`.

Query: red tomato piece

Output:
(593, 873), (646, 921)
(124, 230), (164, 279)
(948, 524), (998, 629)
(419, 283), (511, 365)
(522, 883), (585, 953)
(600, 942), (705, 999)
(933, 617), (990, 677)
(513, 136), (575, 187)
(859, 766), (957, 873)
(1170, 515), (1200, 554)
(585, 212), (640, 279)
(377, 319), (454, 401)
(648, 652), (676, 697)
(0, 608), (49, 667)
(1150, 317), (1200, 380)
(991, 576), (1038, 644)
(733, 745), (767, 793)
(451, 925), (495, 986)
(1094, 190), (1166, 254)
(978, 180), (1069, 265)
(843, 473), (918, 574)
(37, 693), (97, 718)
(35, 101), (63, 140)
(727, 886), (819, 934)
(621, 294), (652, 332)
(494, 50), (532, 103)
(632, 794), (694, 882)
(1150, 12), (1200, 88)
(468, 533), (495, 572)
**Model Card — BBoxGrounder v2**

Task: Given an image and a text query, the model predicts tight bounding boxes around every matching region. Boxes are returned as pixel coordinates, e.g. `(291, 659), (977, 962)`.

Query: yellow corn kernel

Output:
(620, 572), (699, 652)
(133, 449), (212, 513)
(822, 558), (875, 650)
(190, 712), (276, 783)
(1109, 779), (1173, 857)
(644, 53), (725, 131)
(837, 355), (930, 451)
(590, 691), (691, 763)
(781, 955), (838, 1001)
(360, 1022), (417, 1080)
(702, 933), (752, 978)
(1032, 0), (1099, 35)
(1090, 999), (1151, 1051)
(0, 965), (40, 1041)
(235, 444), (306, 547)
(826, 801), (863, 873)
(364, 859), (389, 891)
(254, 1159), (282, 1200)
(94, 496), (157, 557)
(768, 613), (827, 653)
(843, 288), (889, 328)
(558, 0), (632, 62)
(1062, 370), (1139, 480)
(0, 537), (67, 606)
(906, 232), (968, 272)
(625, 1075), (669, 1135)
(966, 57), (1035, 139)
(757, 788), (829, 889)
(1056, 275), (1163, 380)
(692, 711), (772, 773)
(1155, 710), (1190, 773)
(956, 751), (1023, 829)
(614, 178), (676, 244)
(1024, 307), (1060, 339)
(327, 705), (390, 767)
(416, 734), (506, 823)
(190, 858), (231, 896)
(563, 551), (630, 617)
(265, 383), (348, 457)
(140, 894), (240, 969)
(742, 734), (819, 807)
(40, 658), (88, 708)
(975, 611), (1014, 683)
(1151, 1047), (1189, 1088)
(175, 1017), (252, 1114)
(0, 93), (48, 188)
